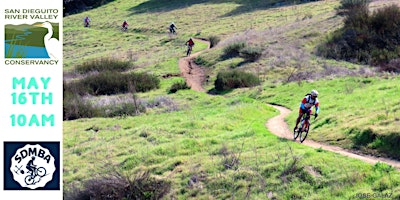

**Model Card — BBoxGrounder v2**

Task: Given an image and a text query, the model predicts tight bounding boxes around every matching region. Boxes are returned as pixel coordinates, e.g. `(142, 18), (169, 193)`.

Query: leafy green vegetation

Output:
(318, 0), (400, 71)
(214, 70), (260, 91)
(168, 80), (190, 94)
(74, 58), (133, 74)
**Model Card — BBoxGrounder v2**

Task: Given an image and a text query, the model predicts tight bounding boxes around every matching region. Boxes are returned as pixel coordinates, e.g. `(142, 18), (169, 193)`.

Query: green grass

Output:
(63, 0), (400, 199)
(64, 89), (400, 199)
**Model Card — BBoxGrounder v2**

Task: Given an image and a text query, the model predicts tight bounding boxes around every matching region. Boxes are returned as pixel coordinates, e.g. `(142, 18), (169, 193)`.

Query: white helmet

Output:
(311, 90), (318, 97)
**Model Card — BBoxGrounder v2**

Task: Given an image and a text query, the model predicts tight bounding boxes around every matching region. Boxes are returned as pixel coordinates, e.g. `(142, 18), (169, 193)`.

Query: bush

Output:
(64, 171), (171, 200)
(63, 92), (99, 120)
(168, 80), (190, 94)
(74, 71), (160, 95)
(239, 46), (262, 62)
(214, 70), (260, 91)
(102, 102), (145, 117)
(208, 35), (221, 48)
(222, 41), (247, 58)
(75, 58), (132, 74)
(318, 1), (400, 70)
(380, 58), (400, 73)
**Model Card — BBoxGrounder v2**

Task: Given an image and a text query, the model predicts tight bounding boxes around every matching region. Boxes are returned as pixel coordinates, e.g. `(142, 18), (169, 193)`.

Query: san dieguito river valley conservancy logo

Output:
(9, 144), (56, 189)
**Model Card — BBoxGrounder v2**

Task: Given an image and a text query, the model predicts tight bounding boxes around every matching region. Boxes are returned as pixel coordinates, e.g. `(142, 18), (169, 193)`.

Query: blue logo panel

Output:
(4, 142), (60, 190)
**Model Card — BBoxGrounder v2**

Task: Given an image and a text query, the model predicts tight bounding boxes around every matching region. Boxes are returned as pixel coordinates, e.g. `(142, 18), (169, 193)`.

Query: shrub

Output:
(380, 59), (400, 73)
(75, 71), (159, 95)
(63, 92), (99, 120)
(64, 171), (171, 200)
(75, 58), (132, 74)
(102, 102), (145, 117)
(208, 35), (220, 48)
(318, 1), (400, 70)
(214, 70), (260, 91)
(222, 41), (247, 58)
(239, 46), (262, 62)
(127, 72), (160, 93)
(168, 80), (190, 94)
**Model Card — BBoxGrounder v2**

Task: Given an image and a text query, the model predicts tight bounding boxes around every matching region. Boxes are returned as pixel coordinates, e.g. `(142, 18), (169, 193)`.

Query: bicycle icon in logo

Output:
(13, 156), (47, 186)
(25, 166), (47, 185)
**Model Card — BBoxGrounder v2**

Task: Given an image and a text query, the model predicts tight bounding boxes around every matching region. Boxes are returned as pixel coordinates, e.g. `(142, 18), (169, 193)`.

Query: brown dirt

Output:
(178, 39), (210, 92)
(178, 39), (400, 171)
(266, 104), (400, 170)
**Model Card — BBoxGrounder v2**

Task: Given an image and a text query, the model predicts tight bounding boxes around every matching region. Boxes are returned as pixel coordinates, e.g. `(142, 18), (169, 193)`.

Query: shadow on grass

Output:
(350, 128), (400, 160)
(64, 0), (116, 16)
(207, 88), (233, 95)
(130, 0), (319, 17)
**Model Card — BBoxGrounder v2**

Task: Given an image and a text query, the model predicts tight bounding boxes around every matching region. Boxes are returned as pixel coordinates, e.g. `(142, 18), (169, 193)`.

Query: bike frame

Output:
(294, 113), (314, 143)
(187, 45), (193, 56)
(300, 113), (311, 132)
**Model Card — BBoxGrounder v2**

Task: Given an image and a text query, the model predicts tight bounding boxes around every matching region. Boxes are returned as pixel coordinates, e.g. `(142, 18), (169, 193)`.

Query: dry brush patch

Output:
(64, 171), (171, 200)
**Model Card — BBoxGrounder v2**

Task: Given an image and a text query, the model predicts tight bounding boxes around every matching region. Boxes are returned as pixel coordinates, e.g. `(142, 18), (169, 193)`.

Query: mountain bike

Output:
(293, 113), (316, 143)
(169, 27), (176, 34)
(25, 166), (46, 185)
(186, 45), (193, 56)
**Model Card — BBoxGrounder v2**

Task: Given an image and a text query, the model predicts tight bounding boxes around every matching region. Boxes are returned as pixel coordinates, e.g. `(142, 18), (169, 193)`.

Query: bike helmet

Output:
(311, 90), (318, 97)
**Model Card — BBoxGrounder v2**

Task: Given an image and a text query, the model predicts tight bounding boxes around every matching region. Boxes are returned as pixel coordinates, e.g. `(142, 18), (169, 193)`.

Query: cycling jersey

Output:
(300, 95), (319, 114)
(187, 39), (194, 46)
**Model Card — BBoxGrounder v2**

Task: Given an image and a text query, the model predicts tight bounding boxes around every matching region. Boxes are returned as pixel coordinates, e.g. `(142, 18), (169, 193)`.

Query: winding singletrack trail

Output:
(177, 39), (400, 170)
(266, 104), (400, 170)
(178, 38), (210, 92)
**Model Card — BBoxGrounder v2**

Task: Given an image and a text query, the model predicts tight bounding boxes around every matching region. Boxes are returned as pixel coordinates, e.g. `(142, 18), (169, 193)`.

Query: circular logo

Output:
(10, 144), (56, 189)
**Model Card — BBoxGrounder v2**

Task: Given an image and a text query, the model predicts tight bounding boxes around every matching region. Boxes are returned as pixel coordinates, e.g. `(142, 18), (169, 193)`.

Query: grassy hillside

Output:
(63, 0), (400, 199)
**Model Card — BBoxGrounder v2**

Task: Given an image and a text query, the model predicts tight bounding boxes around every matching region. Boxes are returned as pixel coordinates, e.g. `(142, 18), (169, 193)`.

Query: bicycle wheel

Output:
(293, 127), (300, 140)
(37, 167), (46, 177)
(25, 175), (35, 185)
(299, 125), (309, 143)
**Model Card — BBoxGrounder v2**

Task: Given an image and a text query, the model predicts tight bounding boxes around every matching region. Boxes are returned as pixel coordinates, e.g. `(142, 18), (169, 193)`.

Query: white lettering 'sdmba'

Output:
(10, 144), (56, 189)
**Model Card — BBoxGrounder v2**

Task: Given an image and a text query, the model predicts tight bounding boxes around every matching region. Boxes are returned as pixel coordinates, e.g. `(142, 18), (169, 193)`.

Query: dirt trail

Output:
(178, 39), (400, 170)
(266, 104), (400, 170)
(178, 39), (210, 92)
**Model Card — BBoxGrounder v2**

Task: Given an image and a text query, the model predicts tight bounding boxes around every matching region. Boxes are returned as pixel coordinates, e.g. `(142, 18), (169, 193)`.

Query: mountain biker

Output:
(26, 156), (37, 175)
(122, 20), (128, 31)
(169, 22), (177, 34)
(185, 38), (195, 56)
(84, 16), (91, 27)
(186, 38), (195, 47)
(294, 90), (320, 131)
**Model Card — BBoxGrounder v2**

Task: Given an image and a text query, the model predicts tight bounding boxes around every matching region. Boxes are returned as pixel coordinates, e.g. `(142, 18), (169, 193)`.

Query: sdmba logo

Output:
(4, 142), (60, 190)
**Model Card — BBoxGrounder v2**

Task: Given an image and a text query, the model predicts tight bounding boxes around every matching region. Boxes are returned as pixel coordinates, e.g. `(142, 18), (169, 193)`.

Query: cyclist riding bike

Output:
(169, 22), (177, 34)
(84, 16), (91, 27)
(185, 38), (195, 56)
(122, 20), (128, 31)
(26, 156), (37, 175)
(294, 90), (320, 132)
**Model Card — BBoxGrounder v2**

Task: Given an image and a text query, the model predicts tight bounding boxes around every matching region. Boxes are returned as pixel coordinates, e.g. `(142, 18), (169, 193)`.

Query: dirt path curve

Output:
(266, 104), (400, 170)
(178, 39), (210, 92)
